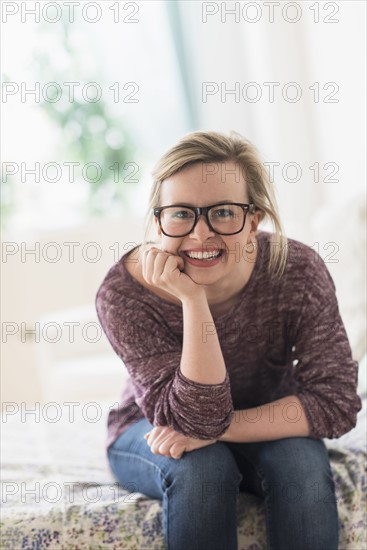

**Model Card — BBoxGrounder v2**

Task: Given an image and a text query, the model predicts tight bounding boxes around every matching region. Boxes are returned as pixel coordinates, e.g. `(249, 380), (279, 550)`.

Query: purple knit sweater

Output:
(95, 230), (362, 452)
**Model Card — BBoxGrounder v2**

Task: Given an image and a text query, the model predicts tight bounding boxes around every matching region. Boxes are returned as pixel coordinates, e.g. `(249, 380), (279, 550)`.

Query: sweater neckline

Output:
(120, 231), (267, 320)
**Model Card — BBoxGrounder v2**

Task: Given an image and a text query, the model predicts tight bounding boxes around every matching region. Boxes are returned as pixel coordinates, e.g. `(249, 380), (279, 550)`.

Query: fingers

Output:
(142, 248), (159, 283)
(142, 248), (167, 284)
(169, 442), (186, 460)
(168, 254), (185, 274)
(142, 248), (183, 284)
(150, 431), (175, 455)
(144, 427), (186, 459)
(144, 426), (172, 451)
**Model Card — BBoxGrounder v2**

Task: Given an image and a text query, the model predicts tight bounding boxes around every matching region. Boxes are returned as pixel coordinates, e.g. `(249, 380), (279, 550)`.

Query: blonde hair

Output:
(143, 130), (288, 279)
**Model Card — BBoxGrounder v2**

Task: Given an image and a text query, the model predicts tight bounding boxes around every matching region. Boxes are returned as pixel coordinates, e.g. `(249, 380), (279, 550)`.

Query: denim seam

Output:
(261, 471), (275, 550)
(237, 455), (275, 550)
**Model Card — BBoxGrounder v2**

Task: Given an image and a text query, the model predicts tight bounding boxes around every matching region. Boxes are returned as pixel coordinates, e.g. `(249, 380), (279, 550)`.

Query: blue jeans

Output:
(107, 418), (339, 550)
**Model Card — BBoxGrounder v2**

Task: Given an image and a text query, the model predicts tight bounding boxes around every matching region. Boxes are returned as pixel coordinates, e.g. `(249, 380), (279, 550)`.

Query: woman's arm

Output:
(217, 395), (310, 443)
(96, 252), (234, 440)
(180, 293), (227, 385)
(145, 395), (310, 459)
(142, 246), (228, 385)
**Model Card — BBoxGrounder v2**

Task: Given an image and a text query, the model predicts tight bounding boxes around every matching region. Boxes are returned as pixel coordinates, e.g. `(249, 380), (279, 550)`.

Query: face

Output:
(154, 161), (261, 290)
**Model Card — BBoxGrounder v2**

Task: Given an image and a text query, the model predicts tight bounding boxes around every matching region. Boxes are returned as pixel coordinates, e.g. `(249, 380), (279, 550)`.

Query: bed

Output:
(1, 385), (366, 550)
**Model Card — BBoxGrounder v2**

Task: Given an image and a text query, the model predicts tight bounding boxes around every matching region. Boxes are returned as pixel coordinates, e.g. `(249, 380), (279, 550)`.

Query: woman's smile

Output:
(183, 249), (225, 267)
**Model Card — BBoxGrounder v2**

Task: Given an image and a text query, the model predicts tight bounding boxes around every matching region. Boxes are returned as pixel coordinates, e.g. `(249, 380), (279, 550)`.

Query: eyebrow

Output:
(168, 200), (240, 207)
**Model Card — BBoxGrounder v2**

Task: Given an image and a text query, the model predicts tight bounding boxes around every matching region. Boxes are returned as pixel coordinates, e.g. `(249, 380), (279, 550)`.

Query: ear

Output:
(250, 210), (262, 235)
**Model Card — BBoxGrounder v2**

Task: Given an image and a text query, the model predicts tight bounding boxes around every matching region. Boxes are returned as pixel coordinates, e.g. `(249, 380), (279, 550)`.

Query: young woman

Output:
(96, 131), (361, 550)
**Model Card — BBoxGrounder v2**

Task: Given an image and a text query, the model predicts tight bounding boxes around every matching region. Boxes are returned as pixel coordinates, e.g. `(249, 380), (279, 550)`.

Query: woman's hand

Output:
(141, 246), (204, 303)
(144, 426), (217, 459)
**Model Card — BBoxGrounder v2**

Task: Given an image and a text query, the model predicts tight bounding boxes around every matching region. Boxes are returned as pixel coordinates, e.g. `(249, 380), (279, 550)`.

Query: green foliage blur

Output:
(35, 18), (138, 215)
(1, 16), (138, 229)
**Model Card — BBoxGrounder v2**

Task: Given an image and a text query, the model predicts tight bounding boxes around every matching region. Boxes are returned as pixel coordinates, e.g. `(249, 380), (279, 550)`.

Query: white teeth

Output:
(186, 250), (221, 260)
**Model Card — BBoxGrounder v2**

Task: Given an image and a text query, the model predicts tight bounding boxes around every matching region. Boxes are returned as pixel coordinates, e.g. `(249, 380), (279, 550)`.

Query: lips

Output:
(182, 249), (225, 266)
(181, 250), (224, 260)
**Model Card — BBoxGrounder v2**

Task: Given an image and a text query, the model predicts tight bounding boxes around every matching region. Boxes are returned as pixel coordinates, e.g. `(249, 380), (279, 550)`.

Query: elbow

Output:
(323, 408), (361, 440)
(331, 393), (363, 438)
(327, 413), (359, 439)
(172, 409), (234, 440)
(188, 406), (235, 439)
(143, 399), (234, 440)
(139, 374), (235, 439)
(298, 389), (362, 440)
(332, 397), (362, 438)
(209, 410), (234, 439)
(344, 416), (359, 436)
(308, 418), (356, 440)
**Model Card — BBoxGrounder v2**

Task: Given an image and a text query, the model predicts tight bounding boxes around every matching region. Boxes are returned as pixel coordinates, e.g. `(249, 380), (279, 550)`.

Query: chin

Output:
(185, 267), (222, 278)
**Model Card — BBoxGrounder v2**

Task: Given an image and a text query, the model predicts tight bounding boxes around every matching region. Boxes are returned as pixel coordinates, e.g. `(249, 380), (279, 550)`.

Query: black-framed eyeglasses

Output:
(153, 202), (257, 237)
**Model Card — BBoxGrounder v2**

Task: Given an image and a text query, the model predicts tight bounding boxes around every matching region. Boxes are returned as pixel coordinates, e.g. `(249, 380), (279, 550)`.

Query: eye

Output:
(173, 210), (193, 218)
(213, 208), (234, 218)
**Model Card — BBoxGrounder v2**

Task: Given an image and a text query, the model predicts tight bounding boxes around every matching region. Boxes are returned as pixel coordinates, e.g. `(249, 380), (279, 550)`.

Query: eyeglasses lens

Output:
(159, 204), (245, 236)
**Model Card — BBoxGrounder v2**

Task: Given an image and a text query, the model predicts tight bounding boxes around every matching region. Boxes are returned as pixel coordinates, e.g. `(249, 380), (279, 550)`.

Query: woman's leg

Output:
(226, 437), (339, 550)
(107, 418), (243, 550)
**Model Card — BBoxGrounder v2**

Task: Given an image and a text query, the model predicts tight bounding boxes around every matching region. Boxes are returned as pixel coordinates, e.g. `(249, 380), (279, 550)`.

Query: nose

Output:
(190, 214), (216, 239)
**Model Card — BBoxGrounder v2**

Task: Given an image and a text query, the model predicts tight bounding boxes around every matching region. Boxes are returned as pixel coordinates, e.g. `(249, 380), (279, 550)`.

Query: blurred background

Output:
(1, 1), (366, 408)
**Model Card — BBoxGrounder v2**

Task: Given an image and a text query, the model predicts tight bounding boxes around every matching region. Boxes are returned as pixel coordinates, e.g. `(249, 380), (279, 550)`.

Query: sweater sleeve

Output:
(95, 276), (234, 439)
(290, 255), (362, 440)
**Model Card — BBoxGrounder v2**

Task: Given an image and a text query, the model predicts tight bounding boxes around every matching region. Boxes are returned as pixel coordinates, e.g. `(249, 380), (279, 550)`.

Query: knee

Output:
(257, 439), (336, 503)
(166, 441), (243, 499)
(258, 438), (331, 477)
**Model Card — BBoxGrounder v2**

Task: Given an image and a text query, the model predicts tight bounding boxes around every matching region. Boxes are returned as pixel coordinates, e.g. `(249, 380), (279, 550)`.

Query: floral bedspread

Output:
(1, 397), (366, 550)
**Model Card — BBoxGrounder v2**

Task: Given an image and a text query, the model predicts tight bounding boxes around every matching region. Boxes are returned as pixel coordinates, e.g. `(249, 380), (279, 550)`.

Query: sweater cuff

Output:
(169, 369), (234, 439)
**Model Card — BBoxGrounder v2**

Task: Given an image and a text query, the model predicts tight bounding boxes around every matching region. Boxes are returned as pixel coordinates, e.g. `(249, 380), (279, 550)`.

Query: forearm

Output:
(180, 293), (226, 385)
(218, 395), (310, 442)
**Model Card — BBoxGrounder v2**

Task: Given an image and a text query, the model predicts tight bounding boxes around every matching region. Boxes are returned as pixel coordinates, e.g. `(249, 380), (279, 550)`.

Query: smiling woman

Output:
(95, 130), (361, 550)
(146, 160), (263, 309)
(144, 131), (288, 275)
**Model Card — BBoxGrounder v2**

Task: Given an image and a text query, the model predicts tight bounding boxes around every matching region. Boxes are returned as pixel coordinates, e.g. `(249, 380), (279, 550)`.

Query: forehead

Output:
(160, 161), (247, 204)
